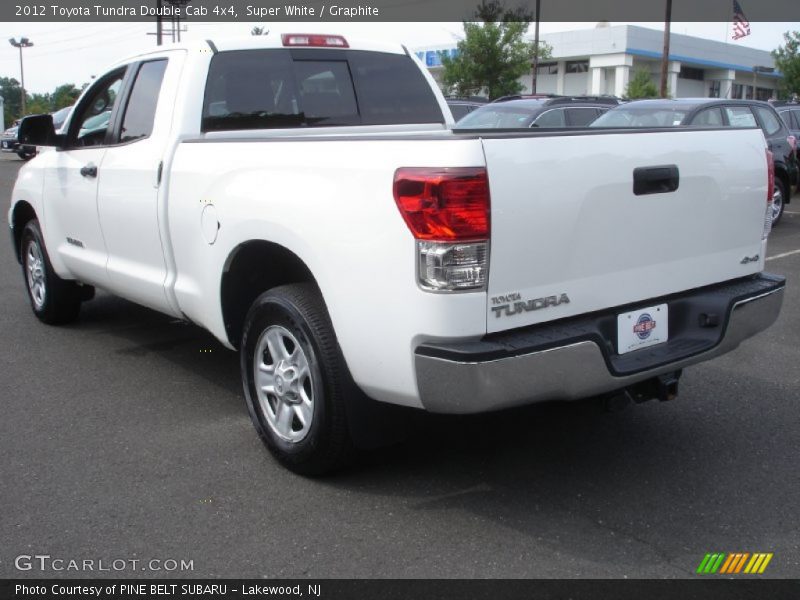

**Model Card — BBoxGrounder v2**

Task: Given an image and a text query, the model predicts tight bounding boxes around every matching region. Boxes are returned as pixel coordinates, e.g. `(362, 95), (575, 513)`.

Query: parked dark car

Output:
(445, 97), (488, 121)
(1, 106), (74, 160)
(455, 96), (620, 129)
(774, 101), (800, 166)
(592, 98), (798, 226)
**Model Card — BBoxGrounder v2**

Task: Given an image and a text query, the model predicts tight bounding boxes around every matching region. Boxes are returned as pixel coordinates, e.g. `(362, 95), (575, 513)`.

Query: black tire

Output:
(772, 177), (787, 226)
(17, 148), (35, 160)
(240, 283), (354, 475)
(20, 219), (83, 324)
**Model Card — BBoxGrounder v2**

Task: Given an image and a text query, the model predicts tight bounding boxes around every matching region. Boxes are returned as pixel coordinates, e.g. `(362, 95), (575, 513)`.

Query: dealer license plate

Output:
(617, 303), (668, 354)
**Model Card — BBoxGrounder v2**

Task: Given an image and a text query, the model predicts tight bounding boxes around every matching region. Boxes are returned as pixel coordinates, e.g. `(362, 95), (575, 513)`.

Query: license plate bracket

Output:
(617, 303), (668, 354)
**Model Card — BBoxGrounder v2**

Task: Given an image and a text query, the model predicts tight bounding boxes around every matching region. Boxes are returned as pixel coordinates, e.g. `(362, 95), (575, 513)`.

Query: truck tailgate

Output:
(482, 128), (769, 333)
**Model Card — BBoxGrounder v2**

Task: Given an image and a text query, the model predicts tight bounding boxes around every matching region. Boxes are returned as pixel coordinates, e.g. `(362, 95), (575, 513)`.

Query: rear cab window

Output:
(202, 49), (443, 131)
(753, 106), (783, 137)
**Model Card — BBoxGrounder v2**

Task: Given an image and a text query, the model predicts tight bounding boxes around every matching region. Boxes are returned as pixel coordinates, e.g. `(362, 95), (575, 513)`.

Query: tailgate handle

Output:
(633, 165), (679, 195)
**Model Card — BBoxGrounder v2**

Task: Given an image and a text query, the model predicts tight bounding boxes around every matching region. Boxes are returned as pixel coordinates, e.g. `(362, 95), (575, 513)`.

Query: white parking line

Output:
(766, 248), (800, 261)
(785, 211), (800, 215)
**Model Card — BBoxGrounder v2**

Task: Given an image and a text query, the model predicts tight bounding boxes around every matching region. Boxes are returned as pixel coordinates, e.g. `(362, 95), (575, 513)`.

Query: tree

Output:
(1, 77), (23, 125)
(52, 84), (81, 110)
(772, 30), (800, 99)
(625, 69), (659, 100)
(250, 26), (268, 36)
(440, 0), (552, 99)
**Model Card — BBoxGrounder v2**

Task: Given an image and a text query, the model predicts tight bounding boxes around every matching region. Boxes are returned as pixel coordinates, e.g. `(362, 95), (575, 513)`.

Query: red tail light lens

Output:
(281, 34), (349, 48)
(393, 168), (490, 241)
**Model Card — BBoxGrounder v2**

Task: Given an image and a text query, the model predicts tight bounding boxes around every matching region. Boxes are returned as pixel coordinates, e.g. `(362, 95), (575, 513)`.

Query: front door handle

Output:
(80, 164), (97, 178)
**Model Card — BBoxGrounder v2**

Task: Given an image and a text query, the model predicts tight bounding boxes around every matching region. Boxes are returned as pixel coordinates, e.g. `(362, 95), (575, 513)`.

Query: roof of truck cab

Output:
(119, 35), (408, 63)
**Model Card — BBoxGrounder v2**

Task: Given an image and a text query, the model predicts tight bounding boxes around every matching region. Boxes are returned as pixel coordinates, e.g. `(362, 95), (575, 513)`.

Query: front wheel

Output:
(240, 284), (353, 475)
(20, 219), (83, 324)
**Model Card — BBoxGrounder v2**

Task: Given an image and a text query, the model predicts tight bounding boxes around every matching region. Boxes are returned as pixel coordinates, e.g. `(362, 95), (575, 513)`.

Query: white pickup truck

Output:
(9, 35), (785, 474)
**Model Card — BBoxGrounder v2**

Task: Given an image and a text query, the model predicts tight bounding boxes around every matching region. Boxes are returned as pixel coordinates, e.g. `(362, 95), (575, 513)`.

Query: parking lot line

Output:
(766, 248), (800, 261)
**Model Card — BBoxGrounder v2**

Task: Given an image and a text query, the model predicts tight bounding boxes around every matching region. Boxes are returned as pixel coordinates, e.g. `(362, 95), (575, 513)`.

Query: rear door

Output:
(482, 128), (769, 333)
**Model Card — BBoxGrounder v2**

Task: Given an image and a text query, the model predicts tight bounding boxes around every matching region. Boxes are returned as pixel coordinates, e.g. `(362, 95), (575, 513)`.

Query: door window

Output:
(753, 106), (783, 136)
(68, 69), (126, 148)
(565, 107), (599, 126)
(531, 109), (565, 127)
(692, 108), (724, 126)
(723, 106), (757, 127)
(119, 60), (168, 143)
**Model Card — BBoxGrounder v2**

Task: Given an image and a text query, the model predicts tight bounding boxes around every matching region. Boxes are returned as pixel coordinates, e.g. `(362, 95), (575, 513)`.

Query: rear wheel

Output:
(20, 220), (83, 324)
(240, 283), (353, 475)
(772, 178), (786, 226)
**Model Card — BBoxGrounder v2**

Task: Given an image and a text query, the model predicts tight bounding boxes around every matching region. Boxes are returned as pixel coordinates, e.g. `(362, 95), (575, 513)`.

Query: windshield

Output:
(51, 106), (72, 129)
(456, 106), (537, 128)
(592, 107), (690, 127)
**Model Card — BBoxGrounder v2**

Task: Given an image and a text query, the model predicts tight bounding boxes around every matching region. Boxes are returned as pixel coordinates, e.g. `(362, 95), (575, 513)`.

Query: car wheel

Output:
(772, 178), (786, 226)
(240, 283), (353, 475)
(20, 220), (83, 324)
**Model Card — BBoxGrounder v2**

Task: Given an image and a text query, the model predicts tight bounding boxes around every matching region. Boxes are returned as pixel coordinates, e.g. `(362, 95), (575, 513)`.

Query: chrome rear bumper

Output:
(415, 274), (785, 414)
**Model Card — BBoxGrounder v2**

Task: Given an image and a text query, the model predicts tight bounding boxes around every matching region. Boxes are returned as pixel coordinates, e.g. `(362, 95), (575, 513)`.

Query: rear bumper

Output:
(414, 273), (785, 414)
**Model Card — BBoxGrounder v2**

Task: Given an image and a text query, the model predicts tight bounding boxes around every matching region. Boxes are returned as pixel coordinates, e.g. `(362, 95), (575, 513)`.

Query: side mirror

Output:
(18, 114), (63, 147)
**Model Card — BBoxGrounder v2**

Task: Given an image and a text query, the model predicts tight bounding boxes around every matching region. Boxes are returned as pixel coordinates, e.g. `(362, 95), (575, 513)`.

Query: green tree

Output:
(1, 77), (23, 125)
(26, 92), (52, 115)
(625, 69), (659, 100)
(441, 0), (552, 99)
(772, 30), (800, 99)
(52, 83), (81, 109)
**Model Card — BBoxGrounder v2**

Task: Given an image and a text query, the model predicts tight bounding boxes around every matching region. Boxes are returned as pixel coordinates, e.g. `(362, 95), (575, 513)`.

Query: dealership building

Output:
(415, 24), (781, 100)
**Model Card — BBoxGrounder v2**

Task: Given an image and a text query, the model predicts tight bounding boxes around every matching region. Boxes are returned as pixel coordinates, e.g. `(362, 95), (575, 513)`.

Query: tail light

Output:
(393, 167), (490, 291)
(764, 149), (774, 240)
(281, 34), (348, 48)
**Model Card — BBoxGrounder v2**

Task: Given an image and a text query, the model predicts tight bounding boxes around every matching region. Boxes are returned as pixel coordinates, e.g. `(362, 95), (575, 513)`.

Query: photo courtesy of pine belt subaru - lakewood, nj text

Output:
(8, 34), (785, 474)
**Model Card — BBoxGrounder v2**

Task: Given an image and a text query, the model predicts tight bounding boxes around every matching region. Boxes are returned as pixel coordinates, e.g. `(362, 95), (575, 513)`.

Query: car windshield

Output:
(456, 105), (537, 128)
(591, 106), (691, 127)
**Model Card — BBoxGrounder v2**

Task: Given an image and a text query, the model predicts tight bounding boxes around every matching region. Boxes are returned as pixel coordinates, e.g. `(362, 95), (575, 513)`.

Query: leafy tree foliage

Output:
(441, 0), (552, 100)
(625, 69), (659, 100)
(772, 31), (800, 99)
(0, 77), (23, 126)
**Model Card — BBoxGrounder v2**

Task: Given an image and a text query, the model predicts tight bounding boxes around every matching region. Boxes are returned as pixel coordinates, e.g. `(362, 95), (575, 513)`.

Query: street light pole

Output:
(8, 37), (33, 117)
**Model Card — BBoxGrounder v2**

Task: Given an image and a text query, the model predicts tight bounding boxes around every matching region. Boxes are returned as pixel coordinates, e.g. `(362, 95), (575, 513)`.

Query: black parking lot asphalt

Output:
(1, 154), (798, 579)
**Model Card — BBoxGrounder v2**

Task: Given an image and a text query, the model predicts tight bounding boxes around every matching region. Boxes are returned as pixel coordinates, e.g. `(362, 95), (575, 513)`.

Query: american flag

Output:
(732, 0), (751, 40)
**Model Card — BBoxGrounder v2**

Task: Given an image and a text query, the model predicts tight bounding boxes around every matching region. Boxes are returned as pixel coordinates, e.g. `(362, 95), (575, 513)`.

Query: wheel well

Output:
(11, 201), (37, 263)
(221, 241), (315, 348)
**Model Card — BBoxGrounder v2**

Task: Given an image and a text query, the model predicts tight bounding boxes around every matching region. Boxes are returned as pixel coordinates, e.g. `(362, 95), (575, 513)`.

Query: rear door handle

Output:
(80, 164), (97, 178)
(633, 165), (679, 195)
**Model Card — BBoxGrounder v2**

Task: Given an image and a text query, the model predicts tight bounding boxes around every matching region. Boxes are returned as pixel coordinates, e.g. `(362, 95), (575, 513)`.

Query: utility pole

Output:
(8, 37), (33, 116)
(531, 0), (541, 94)
(156, 0), (163, 45)
(659, 0), (672, 98)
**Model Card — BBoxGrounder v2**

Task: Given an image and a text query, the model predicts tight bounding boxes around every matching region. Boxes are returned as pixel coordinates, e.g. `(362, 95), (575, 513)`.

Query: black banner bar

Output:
(2, 579), (800, 600)
(3, 0), (800, 23)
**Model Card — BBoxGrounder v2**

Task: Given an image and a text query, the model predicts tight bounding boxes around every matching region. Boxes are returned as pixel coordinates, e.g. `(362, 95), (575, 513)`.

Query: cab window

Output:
(68, 68), (125, 148)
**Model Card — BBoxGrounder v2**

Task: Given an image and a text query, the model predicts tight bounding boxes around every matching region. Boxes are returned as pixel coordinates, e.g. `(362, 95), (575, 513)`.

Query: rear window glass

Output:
(202, 49), (442, 131)
(592, 107), (689, 127)
(457, 106), (538, 128)
(753, 106), (783, 136)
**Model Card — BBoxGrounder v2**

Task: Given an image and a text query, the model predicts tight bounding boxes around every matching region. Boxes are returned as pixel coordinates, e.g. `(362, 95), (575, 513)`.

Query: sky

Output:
(0, 20), (798, 94)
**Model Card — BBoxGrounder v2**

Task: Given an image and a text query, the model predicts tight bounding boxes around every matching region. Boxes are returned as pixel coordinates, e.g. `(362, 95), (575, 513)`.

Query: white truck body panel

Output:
(483, 129), (768, 333)
(7, 36), (783, 415)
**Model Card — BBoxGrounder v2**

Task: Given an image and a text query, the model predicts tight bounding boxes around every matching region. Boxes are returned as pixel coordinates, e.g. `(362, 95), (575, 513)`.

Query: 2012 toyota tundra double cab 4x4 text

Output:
(9, 34), (785, 474)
